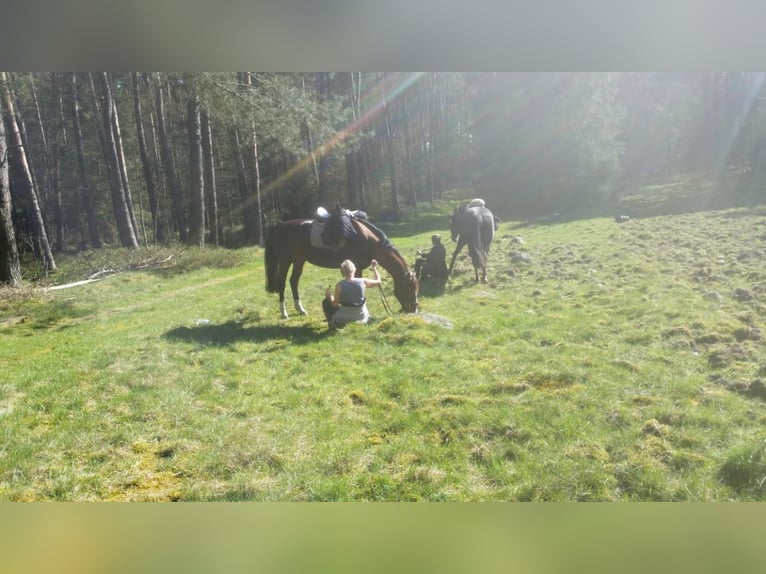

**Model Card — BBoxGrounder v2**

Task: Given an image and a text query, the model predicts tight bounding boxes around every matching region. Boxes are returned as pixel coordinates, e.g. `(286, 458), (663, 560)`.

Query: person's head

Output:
(431, 234), (441, 246)
(340, 259), (356, 277)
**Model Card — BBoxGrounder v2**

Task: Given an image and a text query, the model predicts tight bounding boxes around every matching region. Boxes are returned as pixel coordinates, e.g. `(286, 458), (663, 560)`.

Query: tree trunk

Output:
(201, 108), (219, 246)
(0, 72), (57, 272)
(379, 74), (399, 218)
(402, 95), (417, 206)
(106, 74), (139, 237)
(422, 73), (448, 201)
(230, 127), (255, 243)
(94, 73), (139, 248)
(132, 72), (163, 243)
(342, 74), (361, 207)
(148, 106), (170, 240)
(47, 73), (65, 252)
(0, 88), (22, 286)
(251, 120), (264, 246)
(187, 96), (204, 247)
(155, 75), (187, 243)
(315, 73), (330, 206)
(71, 73), (101, 248)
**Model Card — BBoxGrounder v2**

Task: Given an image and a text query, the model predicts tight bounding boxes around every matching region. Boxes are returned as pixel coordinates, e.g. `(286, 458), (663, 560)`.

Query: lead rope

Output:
(378, 284), (394, 316)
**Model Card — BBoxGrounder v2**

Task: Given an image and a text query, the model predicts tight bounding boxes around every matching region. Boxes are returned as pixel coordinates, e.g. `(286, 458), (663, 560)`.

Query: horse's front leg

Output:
(289, 261), (309, 316)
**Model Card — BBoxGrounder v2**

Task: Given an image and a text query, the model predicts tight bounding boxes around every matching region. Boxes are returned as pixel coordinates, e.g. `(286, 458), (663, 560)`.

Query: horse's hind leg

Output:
(448, 240), (465, 277)
(289, 261), (309, 315)
(275, 269), (289, 319)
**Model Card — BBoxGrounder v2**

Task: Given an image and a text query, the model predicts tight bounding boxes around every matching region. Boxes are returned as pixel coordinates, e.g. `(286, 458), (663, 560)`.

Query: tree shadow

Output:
(163, 320), (325, 347)
(509, 173), (766, 229)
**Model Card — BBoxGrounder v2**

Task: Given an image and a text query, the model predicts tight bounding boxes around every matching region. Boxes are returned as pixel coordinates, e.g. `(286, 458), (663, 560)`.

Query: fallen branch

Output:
(48, 277), (107, 290)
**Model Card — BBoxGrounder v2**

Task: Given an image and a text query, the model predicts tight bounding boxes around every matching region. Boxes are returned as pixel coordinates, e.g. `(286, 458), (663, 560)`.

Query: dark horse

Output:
(265, 217), (419, 318)
(448, 202), (496, 283)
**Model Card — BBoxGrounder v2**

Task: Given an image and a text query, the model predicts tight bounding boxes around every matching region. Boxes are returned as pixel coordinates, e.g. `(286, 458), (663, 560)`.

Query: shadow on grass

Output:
(377, 211), (451, 239)
(163, 320), (324, 347)
(418, 278), (447, 298)
(510, 174), (766, 229)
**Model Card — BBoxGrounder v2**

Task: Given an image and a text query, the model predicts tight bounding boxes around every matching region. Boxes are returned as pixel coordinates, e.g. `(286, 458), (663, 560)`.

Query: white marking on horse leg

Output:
(294, 299), (308, 315)
(280, 301), (288, 319)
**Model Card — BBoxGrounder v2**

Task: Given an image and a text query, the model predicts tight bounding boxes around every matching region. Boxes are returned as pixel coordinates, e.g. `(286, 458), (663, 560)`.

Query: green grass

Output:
(2, 183), (766, 500)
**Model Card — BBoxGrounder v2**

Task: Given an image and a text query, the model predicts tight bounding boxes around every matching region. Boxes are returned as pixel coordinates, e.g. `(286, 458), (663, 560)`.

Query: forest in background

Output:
(2, 72), (766, 285)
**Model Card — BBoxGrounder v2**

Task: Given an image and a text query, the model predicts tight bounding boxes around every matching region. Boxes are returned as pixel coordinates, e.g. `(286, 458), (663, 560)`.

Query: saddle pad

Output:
(306, 220), (332, 250)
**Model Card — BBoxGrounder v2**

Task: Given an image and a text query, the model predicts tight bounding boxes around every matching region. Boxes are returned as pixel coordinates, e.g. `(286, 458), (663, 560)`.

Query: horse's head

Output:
(394, 270), (419, 313)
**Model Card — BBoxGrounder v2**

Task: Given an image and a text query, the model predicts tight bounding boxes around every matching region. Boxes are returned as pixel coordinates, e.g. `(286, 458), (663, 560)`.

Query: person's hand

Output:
(370, 259), (378, 270)
(325, 288), (333, 299)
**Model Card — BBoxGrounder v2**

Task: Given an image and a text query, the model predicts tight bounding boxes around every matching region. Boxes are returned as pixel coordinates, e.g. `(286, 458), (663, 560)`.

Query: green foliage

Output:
(470, 73), (625, 216)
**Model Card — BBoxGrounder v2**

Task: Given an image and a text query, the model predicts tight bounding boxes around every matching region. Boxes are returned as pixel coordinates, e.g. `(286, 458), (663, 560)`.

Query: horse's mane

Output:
(355, 217), (395, 252)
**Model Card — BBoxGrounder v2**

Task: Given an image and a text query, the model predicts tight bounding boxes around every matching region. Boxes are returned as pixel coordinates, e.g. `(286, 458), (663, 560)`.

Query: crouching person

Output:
(323, 259), (382, 330)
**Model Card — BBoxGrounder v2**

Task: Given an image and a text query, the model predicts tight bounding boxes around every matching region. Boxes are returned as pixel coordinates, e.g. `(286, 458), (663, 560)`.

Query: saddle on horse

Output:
(310, 204), (368, 250)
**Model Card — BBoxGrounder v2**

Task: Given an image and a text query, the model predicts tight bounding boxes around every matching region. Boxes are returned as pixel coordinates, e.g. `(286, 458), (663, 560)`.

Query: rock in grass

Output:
(417, 313), (453, 329)
(511, 252), (532, 264)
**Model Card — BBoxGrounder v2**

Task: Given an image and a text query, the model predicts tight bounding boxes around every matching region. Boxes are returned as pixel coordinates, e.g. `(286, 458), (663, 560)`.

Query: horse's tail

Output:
(467, 216), (487, 269)
(264, 223), (280, 293)
(481, 210), (495, 255)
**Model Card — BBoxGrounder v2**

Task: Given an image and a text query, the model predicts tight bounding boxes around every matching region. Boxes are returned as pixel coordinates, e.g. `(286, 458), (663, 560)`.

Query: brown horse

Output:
(265, 217), (419, 318)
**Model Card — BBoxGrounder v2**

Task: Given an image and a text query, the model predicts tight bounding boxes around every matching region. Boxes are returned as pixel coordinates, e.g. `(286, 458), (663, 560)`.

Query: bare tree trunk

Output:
(402, 95), (417, 206)
(379, 74), (400, 218)
(148, 107), (170, 240)
(0, 89), (22, 286)
(201, 108), (219, 246)
(230, 127), (255, 242)
(47, 73), (65, 252)
(94, 73), (139, 248)
(343, 73), (362, 207)
(155, 75), (187, 243)
(27, 74), (51, 220)
(106, 74), (139, 237)
(132, 73), (163, 243)
(187, 95), (204, 247)
(0, 72), (57, 272)
(427, 73), (444, 199)
(71, 73), (101, 248)
(251, 120), (264, 246)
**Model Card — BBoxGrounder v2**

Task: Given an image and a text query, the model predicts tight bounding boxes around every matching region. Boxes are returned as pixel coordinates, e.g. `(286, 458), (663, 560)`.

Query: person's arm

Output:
(363, 260), (382, 287)
(326, 282), (342, 309)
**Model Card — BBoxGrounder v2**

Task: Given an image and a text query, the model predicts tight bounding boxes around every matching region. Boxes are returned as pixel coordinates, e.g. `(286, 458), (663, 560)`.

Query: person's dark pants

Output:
(414, 258), (426, 279)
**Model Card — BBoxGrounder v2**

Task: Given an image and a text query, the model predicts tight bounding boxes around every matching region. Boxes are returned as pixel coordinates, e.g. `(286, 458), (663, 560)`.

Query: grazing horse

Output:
(265, 216), (419, 318)
(448, 202), (496, 283)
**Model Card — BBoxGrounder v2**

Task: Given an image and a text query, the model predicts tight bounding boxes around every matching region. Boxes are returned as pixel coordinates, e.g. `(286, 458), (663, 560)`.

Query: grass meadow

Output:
(2, 179), (766, 501)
